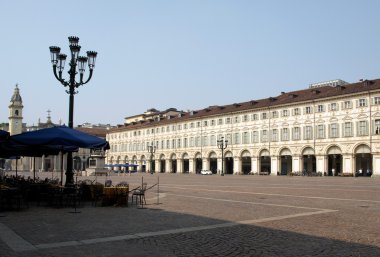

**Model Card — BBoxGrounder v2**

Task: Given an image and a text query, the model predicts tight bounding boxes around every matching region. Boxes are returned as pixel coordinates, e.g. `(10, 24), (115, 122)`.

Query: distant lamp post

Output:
(217, 137), (228, 176)
(148, 144), (156, 173)
(49, 36), (97, 185)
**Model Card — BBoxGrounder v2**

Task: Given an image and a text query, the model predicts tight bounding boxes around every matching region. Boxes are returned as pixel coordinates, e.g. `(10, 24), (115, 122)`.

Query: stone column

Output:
(189, 159), (194, 174)
(165, 159), (170, 173)
(146, 160), (152, 172)
(251, 157), (258, 174)
(316, 155), (326, 176)
(342, 154), (354, 175)
(372, 154), (380, 176)
(155, 159), (161, 173)
(202, 158), (208, 171)
(178, 158), (183, 173)
(217, 157), (222, 175)
(292, 155), (301, 174)
(270, 156), (278, 175)
(234, 157), (241, 174)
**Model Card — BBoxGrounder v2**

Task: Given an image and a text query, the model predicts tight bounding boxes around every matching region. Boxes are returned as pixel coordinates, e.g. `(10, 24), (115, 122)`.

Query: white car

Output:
(201, 170), (213, 175)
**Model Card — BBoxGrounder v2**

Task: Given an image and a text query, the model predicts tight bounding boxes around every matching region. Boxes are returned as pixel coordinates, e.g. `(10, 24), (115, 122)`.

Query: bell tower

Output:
(9, 84), (23, 135)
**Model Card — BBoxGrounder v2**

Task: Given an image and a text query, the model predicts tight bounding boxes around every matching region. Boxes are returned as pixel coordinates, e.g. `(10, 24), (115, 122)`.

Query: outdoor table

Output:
(102, 186), (129, 207)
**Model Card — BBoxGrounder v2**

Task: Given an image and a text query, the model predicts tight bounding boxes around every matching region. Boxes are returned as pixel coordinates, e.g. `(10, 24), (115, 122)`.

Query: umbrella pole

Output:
(15, 159), (18, 177)
(33, 157), (36, 180)
(60, 152), (64, 186)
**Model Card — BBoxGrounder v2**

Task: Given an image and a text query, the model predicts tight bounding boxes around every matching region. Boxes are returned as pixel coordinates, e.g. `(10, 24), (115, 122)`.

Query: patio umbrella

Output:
(0, 130), (9, 142)
(9, 126), (109, 150)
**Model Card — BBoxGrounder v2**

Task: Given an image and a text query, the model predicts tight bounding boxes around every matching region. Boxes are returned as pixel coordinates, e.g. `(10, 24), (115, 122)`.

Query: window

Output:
(196, 122), (201, 128)
(316, 125), (325, 139)
(292, 127), (301, 140)
(184, 124), (188, 129)
(304, 126), (313, 140)
(190, 123), (194, 128)
(234, 116), (240, 123)
(375, 97), (380, 105)
(242, 132), (249, 144)
(202, 136), (208, 146)
(262, 113), (267, 120)
(252, 114), (258, 121)
(329, 123), (339, 138)
(281, 128), (289, 141)
(330, 103), (338, 111)
(317, 105), (324, 113)
(190, 137), (194, 147)
(166, 126), (170, 132)
(184, 138), (188, 148)
(172, 139), (175, 149)
(293, 108), (300, 116)
(226, 117), (231, 124)
(226, 134), (232, 144)
(343, 122), (353, 137)
(261, 130), (268, 142)
(375, 120), (380, 135)
(252, 131), (259, 143)
(271, 129), (278, 142)
(357, 121), (368, 136)
(178, 125), (182, 130)
(166, 140), (170, 149)
(233, 133), (240, 144)
(282, 109), (289, 117)
(210, 135), (216, 146)
(343, 101), (352, 109)
(195, 137), (201, 147)
(211, 120), (215, 126)
(305, 106), (312, 114)
(242, 115), (248, 122)
(272, 111), (278, 118)
(358, 99), (367, 107)
(203, 121), (208, 127)
(218, 119), (223, 125)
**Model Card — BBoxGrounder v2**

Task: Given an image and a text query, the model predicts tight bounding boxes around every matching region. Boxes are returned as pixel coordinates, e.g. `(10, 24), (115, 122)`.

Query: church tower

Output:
(8, 84), (23, 135)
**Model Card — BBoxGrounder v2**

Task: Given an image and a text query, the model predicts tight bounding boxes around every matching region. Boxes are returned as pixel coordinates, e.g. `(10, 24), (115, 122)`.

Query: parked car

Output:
(201, 170), (213, 175)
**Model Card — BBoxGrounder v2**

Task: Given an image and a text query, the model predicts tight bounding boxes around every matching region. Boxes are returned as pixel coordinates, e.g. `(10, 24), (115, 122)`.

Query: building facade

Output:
(106, 78), (380, 177)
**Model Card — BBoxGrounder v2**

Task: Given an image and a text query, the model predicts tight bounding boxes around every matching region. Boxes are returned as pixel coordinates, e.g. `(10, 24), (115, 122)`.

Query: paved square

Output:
(1, 173), (380, 256)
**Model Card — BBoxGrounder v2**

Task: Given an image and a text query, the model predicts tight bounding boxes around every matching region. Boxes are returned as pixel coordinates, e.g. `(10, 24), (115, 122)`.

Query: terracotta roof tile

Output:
(109, 79), (380, 133)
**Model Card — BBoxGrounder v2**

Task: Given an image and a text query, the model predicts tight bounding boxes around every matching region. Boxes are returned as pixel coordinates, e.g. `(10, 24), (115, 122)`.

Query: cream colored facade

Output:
(106, 79), (380, 177)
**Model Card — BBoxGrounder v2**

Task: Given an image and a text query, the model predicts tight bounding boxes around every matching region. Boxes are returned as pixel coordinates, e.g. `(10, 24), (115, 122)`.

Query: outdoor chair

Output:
(131, 182), (147, 206)
(90, 184), (105, 207)
(116, 181), (129, 187)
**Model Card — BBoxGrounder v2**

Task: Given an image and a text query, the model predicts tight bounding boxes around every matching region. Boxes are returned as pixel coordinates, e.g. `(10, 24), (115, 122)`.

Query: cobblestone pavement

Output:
(1, 172), (380, 256)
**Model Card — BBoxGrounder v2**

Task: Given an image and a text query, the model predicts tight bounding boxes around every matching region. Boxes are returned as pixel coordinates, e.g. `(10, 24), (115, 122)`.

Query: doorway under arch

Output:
(279, 148), (292, 175)
(225, 151), (234, 174)
(355, 144), (372, 176)
(241, 150), (251, 175)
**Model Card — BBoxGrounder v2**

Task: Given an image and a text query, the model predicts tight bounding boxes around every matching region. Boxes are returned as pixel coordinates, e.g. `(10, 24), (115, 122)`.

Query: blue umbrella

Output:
(9, 125), (109, 150)
(0, 130), (9, 142)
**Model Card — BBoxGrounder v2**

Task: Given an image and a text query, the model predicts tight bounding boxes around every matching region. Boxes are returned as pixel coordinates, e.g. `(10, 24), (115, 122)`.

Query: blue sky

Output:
(1, 0), (380, 126)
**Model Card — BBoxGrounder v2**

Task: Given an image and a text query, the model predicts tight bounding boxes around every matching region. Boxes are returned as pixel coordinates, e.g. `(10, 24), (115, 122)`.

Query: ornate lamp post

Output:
(49, 36), (97, 185)
(148, 144), (156, 173)
(217, 137), (228, 176)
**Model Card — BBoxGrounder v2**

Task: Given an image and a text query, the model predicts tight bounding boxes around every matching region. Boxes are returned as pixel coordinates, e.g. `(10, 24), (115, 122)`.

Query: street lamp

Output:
(49, 36), (97, 185)
(217, 137), (228, 176)
(148, 144), (156, 173)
